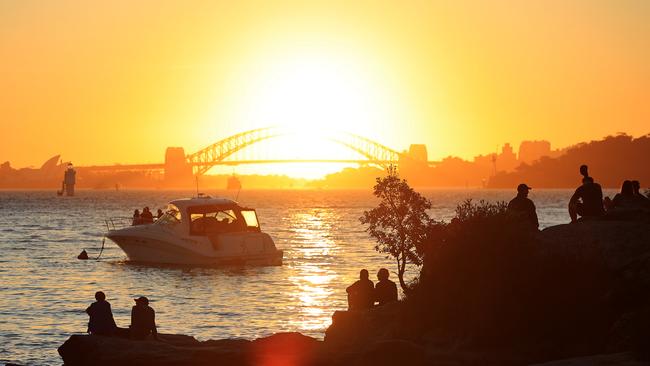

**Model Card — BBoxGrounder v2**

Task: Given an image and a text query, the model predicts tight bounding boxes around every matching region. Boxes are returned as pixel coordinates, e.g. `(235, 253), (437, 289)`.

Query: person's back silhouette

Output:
(374, 268), (398, 306)
(86, 291), (117, 336)
(130, 296), (157, 340)
(612, 180), (636, 209)
(346, 269), (374, 310)
(507, 183), (539, 230)
(569, 165), (604, 222)
(631, 180), (650, 207)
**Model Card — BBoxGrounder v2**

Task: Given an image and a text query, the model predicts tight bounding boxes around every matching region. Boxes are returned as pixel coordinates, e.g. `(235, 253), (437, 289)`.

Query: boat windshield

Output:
(240, 210), (260, 231)
(189, 207), (243, 235)
(156, 204), (181, 226)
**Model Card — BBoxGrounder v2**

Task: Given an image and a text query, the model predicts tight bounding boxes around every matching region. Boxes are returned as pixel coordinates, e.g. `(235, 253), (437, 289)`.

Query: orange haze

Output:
(1, 1), (649, 178)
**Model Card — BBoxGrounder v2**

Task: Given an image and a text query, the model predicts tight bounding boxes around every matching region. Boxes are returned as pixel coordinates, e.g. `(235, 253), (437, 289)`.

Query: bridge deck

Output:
(79, 159), (438, 171)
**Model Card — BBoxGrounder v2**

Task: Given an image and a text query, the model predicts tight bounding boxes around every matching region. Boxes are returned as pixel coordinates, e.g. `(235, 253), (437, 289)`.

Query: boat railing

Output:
(104, 217), (135, 231)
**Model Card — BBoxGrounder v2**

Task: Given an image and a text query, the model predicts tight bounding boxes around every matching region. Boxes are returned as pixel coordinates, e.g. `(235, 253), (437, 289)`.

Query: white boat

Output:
(105, 196), (283, 266)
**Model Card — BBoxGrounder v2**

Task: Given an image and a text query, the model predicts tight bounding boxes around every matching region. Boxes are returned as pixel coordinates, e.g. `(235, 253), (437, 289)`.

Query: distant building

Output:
(399, 144), (431, 185)
(164, 147), (194, 187)
(518, 140), (552, 165)
(473, 143), (519, 174)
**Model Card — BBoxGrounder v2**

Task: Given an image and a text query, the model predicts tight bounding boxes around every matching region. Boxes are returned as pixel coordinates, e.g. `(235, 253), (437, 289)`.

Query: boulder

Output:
(538, 221), (650, 282)
(58, 332), (324, 366)
(529, 352), (644, 366)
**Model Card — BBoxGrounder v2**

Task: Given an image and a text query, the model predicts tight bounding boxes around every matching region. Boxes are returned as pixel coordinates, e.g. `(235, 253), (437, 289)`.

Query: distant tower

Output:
(491, 152), (497, 176)
(63, 163), (76, 196)
(398, 144), (429, 185)
(164, 147), (193, 187)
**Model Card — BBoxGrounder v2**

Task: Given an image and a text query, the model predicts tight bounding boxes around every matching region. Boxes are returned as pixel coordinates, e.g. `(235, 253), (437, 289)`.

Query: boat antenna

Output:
(235, 186), (241, 201)
(195, 175), (200, 197)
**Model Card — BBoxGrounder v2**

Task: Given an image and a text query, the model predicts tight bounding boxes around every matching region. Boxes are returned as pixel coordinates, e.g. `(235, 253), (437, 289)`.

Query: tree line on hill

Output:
(488, 133), (650, 189)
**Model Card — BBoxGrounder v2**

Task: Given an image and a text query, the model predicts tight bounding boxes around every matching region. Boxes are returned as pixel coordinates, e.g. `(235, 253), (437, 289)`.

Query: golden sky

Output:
(1, 0), (649, 177)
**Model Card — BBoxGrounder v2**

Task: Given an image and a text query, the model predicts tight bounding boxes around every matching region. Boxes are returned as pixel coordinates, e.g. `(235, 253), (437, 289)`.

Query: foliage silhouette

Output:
(360, 166), (434, 293)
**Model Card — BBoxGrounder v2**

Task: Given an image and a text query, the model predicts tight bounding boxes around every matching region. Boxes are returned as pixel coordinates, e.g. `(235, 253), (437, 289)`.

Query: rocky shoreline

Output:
(54, 220), (650, 366)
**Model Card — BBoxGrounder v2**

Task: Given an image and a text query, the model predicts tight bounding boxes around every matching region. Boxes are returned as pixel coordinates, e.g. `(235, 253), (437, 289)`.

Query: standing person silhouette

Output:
(346, 269), (374, 311)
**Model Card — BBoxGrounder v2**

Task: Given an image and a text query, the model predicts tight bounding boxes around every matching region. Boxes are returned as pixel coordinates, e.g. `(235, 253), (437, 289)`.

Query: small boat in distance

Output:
(227, 174), (242, 191)
(105, 196), (282, 266)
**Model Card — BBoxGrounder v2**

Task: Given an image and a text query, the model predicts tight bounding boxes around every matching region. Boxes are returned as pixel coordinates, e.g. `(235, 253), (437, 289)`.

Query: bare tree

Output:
(360, 166), (433, 293)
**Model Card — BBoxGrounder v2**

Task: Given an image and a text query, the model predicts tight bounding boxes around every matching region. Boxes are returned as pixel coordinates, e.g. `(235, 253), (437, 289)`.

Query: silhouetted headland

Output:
(58, 208), (650, 365)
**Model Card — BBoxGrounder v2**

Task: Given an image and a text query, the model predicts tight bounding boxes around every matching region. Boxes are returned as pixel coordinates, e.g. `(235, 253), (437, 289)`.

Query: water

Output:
(0, 188), (616, 365)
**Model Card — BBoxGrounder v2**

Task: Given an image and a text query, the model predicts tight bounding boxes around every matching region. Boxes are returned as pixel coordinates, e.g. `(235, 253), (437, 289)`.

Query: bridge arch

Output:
(186, 127), (402, 175)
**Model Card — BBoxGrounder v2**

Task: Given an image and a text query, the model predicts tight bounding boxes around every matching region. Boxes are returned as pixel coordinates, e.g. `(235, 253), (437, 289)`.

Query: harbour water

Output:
(0, 188), (617, 365)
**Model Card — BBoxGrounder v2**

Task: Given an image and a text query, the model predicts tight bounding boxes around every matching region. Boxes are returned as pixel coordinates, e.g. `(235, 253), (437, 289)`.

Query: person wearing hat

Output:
(507, 183), (539, 231)
(130, 296), (157, 340)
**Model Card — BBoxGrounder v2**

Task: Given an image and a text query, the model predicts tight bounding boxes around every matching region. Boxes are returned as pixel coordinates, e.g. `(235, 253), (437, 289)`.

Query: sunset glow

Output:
(1, 1), (649, 179)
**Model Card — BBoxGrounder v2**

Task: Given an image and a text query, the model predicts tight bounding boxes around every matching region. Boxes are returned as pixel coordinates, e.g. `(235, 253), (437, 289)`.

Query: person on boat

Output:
(569, 174), (605, 223)
(156, 209), (164, 219)
(507, 183), (539, 231)
(374, 268), (398, 306)
(130, 296), (157, 340)
(140, 207), (154, 224)
(132, 209), (141, 226)
(86, 291), (117, 336)
(346, 269), (374, 311)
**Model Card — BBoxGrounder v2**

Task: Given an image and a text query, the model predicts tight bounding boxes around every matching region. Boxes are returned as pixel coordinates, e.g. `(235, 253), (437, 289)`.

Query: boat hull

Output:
(107, 234), (283, 266)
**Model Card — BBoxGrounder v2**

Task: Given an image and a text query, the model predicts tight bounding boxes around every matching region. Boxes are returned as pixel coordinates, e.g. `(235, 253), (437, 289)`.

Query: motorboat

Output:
(105, 196), (283, 266)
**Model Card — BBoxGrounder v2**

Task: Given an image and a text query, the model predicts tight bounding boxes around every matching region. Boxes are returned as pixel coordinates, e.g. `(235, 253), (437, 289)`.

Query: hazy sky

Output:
(1, 0), (649, 175)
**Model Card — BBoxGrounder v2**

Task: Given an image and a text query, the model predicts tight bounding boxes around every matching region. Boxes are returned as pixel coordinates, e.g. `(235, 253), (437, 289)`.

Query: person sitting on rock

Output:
(569, 175), (605, 223)
(130, 296), (157, 340)
(632, 180), (650, 206)
(346, 269), (374, 311)
(507, 183), (539, 230)
(374, 268), (398, 306)
(86, 291), (118, 336)
(612, 180), (636, 209)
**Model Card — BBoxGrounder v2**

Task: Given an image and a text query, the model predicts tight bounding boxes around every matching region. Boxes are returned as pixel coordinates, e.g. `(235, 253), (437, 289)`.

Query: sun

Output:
(239, 51), (394, 135)
(204, 45), (405, 179)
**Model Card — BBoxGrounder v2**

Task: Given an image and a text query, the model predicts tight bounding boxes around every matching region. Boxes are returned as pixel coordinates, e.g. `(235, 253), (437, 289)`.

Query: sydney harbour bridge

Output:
(81, 127), (434, 180)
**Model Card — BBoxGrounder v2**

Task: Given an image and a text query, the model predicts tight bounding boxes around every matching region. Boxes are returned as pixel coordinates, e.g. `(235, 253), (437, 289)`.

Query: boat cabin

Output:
(158, 197), (261, 236)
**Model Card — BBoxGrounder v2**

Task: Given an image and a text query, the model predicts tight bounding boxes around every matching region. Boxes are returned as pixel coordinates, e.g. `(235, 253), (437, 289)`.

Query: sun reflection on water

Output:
(286, 210), (340, 331)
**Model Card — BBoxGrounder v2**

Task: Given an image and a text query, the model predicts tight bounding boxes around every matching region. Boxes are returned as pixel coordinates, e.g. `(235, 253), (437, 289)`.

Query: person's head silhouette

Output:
(359, 269), (369, 280)
(621, 180), (633, 196)
(95, 291), (106, 301)
(517, 183), (531, 197)
(377, 268), (390, 281)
